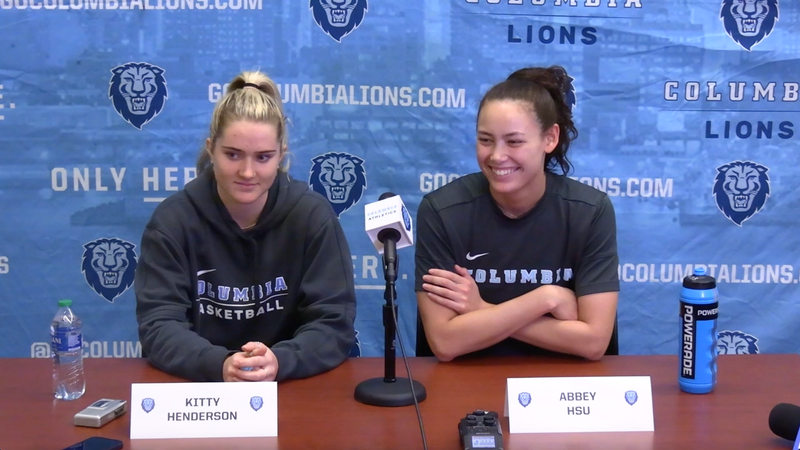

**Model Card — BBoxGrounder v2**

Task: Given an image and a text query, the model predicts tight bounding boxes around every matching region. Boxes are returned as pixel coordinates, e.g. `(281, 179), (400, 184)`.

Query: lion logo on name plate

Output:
(625, 390), (638, 406)
(518, 392), (532, 408)
(141, 397), (155, 413)
(250, 396), (264, 412)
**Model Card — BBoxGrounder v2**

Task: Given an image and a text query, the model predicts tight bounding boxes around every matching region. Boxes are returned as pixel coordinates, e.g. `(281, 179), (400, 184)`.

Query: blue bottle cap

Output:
(683, 267), (716, 290)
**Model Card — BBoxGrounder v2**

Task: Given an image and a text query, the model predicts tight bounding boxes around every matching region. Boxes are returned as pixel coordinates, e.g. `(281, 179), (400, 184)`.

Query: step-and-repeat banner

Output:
(1, 0), (798, 360)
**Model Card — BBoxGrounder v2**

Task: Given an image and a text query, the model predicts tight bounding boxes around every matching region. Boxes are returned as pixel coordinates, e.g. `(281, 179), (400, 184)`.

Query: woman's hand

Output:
(422, 265), (488, 315)
(222, 341), (279, 382)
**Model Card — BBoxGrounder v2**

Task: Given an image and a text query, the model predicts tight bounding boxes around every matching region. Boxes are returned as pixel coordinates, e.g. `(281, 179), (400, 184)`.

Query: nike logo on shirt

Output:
(197, 269), (217, 276)
(466, 252), (489, 261)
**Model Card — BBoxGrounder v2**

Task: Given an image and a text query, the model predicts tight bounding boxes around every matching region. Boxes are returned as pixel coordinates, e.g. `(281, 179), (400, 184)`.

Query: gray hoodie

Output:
(135, 168), (356, 382)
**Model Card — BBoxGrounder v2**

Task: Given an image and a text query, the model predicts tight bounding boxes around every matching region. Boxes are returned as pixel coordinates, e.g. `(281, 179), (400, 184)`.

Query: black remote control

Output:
(458, 410), (503, 450)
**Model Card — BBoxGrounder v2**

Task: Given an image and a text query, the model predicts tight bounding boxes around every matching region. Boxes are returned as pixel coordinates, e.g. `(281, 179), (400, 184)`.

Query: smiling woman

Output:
(414, 65), (620, 363)
(134, 71), (356, 384)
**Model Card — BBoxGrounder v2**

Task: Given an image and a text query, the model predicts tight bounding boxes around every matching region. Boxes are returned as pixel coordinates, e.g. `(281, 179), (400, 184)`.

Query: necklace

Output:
(497, 204), (522, 219)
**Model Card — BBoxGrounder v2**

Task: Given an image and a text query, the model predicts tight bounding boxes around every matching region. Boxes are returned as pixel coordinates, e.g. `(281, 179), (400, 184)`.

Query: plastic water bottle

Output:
(678, 268), (718, 394)
(51, 299), (85, 400)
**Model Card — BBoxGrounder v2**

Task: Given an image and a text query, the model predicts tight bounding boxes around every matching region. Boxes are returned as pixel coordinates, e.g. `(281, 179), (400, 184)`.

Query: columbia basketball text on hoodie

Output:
(135, 169), (356, 381)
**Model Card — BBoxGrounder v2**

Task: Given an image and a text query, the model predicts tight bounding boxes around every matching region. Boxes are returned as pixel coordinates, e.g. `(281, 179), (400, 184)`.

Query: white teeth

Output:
(492, 168), (516, 176)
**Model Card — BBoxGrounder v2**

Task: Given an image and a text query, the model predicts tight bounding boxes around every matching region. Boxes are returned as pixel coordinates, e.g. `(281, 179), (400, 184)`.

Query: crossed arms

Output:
(417, 264), (618, 362)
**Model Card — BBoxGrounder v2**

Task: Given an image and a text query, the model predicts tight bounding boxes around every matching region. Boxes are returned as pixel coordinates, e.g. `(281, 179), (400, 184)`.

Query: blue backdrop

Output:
(1, 0), (798, 361)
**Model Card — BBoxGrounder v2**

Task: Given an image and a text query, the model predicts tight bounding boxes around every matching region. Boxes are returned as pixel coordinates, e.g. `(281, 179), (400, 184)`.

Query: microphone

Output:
(355, 192), (427, 411)
(769, 403), (800, 447)
(364, 192), (414, 284)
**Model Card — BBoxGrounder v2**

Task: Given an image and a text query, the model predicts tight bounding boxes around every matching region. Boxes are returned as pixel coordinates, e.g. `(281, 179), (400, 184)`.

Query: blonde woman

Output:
(135, 71), (356, 382)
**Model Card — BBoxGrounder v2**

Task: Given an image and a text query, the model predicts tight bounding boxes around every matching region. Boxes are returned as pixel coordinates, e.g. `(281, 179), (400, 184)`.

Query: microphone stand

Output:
(354, 243), (427, 407)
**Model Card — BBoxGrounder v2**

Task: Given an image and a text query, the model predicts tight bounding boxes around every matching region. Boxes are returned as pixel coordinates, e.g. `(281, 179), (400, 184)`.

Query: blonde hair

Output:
(197, 70), (290, 172)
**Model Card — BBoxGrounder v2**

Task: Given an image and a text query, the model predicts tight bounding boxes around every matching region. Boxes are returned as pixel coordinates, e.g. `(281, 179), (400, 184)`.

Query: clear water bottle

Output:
(50, 299), (85, 400)
(678, 268), (718, 394)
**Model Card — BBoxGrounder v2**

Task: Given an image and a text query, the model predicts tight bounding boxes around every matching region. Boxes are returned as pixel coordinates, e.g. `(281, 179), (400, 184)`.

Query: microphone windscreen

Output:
(379, 192), (397, 201)
(768, 403), (800, 441)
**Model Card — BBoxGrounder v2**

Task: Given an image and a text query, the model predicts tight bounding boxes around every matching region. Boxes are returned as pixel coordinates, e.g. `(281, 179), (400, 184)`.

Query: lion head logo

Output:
(309, 152), (367, 217)
(712, 160), (770, 226)
(717, 330), (760, 354)
(309, 0), (368, 43)
(81, 238), (138, 303)
(109, 62), (168, 130)
(720, 0), (779, 51)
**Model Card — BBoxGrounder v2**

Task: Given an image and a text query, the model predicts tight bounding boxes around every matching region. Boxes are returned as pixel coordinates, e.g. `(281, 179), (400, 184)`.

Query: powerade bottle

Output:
(678, 267), (718, 394)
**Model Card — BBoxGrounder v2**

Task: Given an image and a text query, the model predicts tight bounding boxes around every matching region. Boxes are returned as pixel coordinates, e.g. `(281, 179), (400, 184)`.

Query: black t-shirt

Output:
(414, 171), (619, 357)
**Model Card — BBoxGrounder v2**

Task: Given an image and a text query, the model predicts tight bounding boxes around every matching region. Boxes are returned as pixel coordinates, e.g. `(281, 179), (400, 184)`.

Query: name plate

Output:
(505, 376), (654, 433)
(130, 382), (277, 439)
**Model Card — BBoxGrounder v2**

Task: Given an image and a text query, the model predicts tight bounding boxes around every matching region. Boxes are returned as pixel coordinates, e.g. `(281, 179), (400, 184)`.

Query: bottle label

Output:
(679, 301), (718, 380)
(51, 327), (82, 353)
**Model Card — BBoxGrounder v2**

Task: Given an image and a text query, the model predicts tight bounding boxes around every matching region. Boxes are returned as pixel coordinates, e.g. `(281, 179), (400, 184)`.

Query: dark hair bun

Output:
(507, 66), (572, 104)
